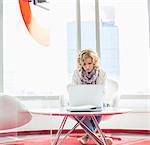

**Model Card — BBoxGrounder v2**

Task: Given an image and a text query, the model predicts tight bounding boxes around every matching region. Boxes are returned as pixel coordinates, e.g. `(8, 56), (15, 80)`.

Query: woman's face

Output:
(82, 57), (94, 73)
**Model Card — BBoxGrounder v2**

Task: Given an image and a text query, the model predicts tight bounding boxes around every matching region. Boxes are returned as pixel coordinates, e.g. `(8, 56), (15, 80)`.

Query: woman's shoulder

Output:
(73, 69), (81, 75)
(73, 69), (79, 74)
(99, 68), (106, 76)
(72, 69), (81, 85)
(97, 68), (107, 84)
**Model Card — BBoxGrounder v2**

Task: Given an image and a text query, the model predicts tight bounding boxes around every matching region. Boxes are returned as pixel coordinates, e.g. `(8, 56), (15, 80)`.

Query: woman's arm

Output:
(72, 70), (81, 85)
(96, 69), (107, 85)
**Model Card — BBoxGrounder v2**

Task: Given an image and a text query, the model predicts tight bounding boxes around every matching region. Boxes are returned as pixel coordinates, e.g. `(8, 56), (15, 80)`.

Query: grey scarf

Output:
(80, 69), (99, 84)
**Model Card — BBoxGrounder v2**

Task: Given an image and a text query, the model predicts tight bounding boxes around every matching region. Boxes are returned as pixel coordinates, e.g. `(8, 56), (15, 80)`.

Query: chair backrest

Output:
(102, 79), (119, 121)
(0, 94), (32, 130)
(105, 79), (119, 107)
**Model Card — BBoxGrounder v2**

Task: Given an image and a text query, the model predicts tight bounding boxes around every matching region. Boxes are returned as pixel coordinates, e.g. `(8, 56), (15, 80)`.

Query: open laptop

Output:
(67, 84), (105, 111)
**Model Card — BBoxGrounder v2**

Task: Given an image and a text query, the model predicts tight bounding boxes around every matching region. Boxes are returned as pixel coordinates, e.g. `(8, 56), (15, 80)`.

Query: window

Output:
(3, 0), (150, 96)
(67, 0), (149, 95)
(114, 0), (149, 95)
(67, 21), (119, 79)
(67, 1), (119, 81)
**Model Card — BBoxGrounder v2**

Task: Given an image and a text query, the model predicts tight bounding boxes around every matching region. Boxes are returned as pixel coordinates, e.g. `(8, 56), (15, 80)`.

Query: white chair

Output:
(0, 94), (32, 130)
(100, 79), (121, 141)
(101, 79), (119, 121)
(105, 79), (119, 107)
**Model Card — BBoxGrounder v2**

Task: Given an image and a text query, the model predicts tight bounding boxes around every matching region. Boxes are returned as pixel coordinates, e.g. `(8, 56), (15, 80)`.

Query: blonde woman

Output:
(72, 49), (106, 85)
(72, 49), (113, 145)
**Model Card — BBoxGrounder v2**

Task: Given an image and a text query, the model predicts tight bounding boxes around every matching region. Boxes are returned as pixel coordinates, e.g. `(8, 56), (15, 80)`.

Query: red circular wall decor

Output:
(18, 0), (49, 46)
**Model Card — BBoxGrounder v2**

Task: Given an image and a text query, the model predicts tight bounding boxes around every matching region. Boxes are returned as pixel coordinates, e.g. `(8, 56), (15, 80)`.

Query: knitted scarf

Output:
(79, 69), (100, 84)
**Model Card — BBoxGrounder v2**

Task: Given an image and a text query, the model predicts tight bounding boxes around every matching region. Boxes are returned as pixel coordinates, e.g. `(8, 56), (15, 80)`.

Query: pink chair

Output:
(0, 94), (32, 130)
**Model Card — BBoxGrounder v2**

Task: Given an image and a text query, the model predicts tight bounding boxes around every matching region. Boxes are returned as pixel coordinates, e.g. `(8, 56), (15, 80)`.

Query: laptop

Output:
(67, 84), (105, 112)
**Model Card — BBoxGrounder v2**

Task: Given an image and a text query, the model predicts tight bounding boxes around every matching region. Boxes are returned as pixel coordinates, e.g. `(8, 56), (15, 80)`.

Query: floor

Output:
(0, 133), (150, 144)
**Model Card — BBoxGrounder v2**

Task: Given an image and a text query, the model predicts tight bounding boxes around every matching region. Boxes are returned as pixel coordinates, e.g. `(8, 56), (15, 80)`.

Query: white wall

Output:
(3, 0), (68, 95)
(0, 96), (149, 134)
(22, 96), (150, 131)
(1, 112), (149, 134)
(21, 97), (150, 131)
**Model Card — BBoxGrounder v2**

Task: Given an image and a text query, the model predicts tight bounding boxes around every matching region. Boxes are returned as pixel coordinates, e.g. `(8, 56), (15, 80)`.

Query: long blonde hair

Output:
(77, 48), (101, 70)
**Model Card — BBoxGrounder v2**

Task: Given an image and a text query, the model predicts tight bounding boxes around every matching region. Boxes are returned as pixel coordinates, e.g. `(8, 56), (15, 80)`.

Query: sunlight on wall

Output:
(3, 0), (74, 95)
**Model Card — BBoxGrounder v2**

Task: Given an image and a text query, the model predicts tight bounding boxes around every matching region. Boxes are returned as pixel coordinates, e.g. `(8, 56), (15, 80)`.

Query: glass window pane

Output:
(80, 0), (96, 49)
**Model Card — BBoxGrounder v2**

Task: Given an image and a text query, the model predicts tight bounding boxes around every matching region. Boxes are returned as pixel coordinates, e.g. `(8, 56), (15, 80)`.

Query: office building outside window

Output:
(67, 21), (119, 81)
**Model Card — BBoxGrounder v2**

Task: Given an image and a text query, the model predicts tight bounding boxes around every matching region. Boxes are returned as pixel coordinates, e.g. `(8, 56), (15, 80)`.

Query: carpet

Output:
(0, 136), (150, 145)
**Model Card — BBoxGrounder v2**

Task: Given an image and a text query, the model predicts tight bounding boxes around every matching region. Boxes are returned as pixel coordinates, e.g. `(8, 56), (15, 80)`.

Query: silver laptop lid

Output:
(67, 85), (105, 107)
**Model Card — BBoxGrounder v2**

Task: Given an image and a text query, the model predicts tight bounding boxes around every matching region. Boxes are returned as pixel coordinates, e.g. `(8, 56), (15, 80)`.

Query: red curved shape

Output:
(18, 0), (32, 31)
(18, 0), (49, 46)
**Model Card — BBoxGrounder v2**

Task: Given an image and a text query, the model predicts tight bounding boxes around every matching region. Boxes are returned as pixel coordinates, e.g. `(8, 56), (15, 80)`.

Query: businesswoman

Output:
(72, 49), (113, 145)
